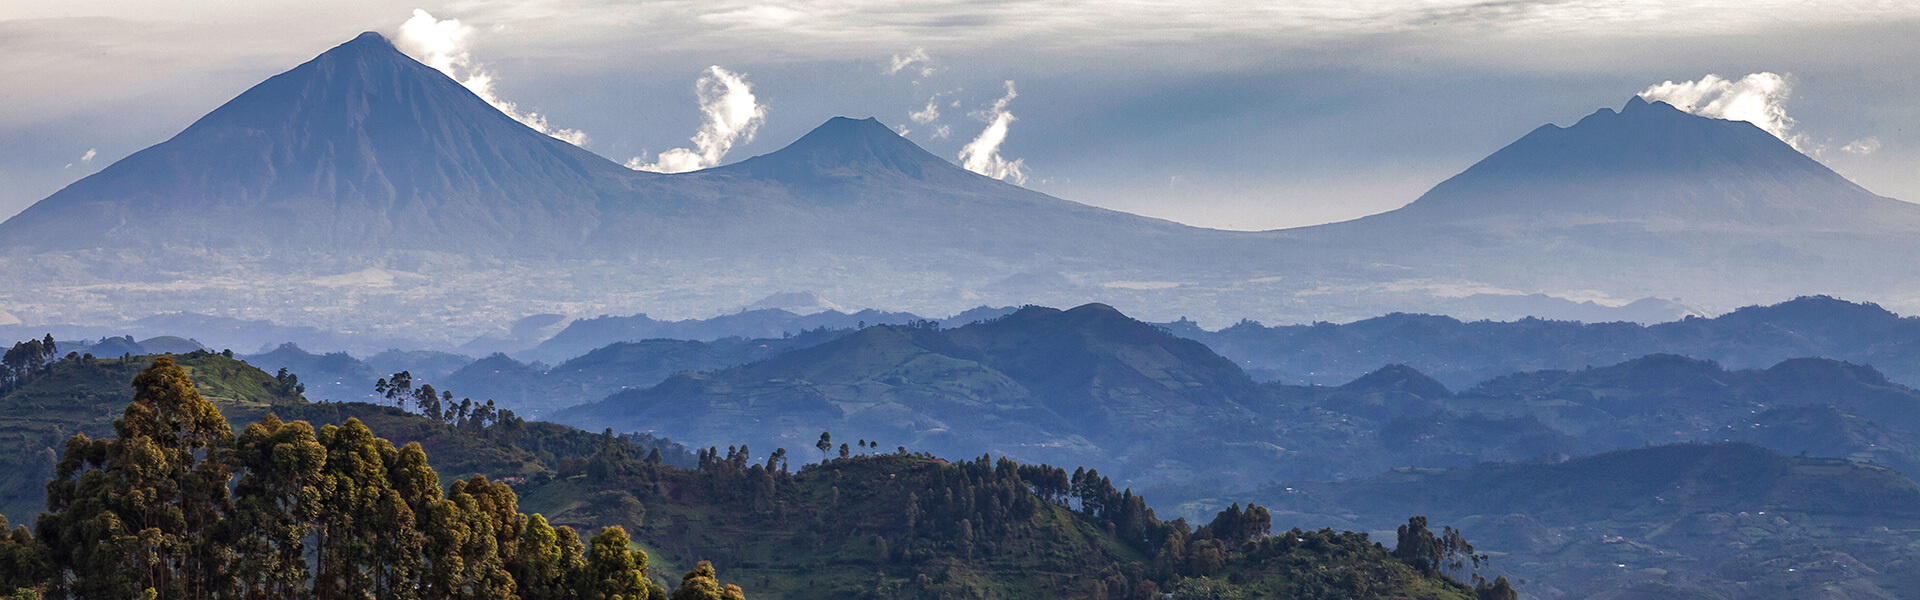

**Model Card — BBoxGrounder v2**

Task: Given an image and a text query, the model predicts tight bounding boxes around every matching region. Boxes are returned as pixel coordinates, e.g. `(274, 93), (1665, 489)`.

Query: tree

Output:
(670, 561), (744, 600)
(0, 515), (46, 597)
(815, 432), (831, 461)
(582, 526), (653, 600)
(231, 414), (326, 599)
(1474, 576), (1517, 600)
(36, 356), (236, 599)
(1392, 516), (1482, 578)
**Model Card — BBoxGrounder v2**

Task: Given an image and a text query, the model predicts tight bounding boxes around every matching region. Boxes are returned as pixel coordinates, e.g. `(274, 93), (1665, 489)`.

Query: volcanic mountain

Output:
(0, 31), (1228, 266)
(0, 32), (644, 255)
(1264, 96), (1920, 311)
(3, 30), (1918, 335)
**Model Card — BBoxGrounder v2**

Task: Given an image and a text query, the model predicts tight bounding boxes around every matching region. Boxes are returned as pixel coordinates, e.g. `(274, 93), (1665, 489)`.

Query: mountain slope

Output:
(0, 32), (642, 256)
(1380, 97), (1910, 229)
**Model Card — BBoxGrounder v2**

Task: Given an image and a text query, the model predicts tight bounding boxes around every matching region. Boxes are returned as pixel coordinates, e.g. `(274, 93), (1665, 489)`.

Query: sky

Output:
(1, 0), (1916, 231)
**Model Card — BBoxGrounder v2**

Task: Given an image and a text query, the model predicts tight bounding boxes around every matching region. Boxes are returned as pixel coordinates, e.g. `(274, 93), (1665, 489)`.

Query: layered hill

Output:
(1179, 296), (1920, 388)
(553, 305), (1284, 487)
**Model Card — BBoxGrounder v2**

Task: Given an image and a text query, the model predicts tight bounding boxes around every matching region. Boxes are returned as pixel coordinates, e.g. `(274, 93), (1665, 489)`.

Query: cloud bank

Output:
(1639, 73), (1806, 150)
(396, 9), (589, 146)
(629, 66), (768, 173)
(957, 81), (1028, 184)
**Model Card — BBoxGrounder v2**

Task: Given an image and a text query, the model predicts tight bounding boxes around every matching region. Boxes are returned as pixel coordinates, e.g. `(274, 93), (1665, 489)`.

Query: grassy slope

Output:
(0, 352), (303, 522)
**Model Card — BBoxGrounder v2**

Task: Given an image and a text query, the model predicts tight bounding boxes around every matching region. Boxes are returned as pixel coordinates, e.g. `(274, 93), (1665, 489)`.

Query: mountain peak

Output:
(1371, 95), (1894, 228)
(0, 31), (627, 254)
(722, 116), (969, 183)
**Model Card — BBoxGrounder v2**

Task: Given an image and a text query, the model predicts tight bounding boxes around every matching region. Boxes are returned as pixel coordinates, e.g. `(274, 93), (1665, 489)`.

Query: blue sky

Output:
(2, 0), (1915, 230)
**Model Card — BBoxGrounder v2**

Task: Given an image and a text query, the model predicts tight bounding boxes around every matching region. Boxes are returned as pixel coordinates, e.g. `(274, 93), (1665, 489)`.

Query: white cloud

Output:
(630, 66), (768, 173)
(957, 81), (1027, 184)
(932, 124), (951, 140)
(1639, 72), (1807, 150)
(395, 9), (589, 146)
(1842, 137), (1882, 155)
(80, 148), (97, 164)
(887, 48), (935, 77)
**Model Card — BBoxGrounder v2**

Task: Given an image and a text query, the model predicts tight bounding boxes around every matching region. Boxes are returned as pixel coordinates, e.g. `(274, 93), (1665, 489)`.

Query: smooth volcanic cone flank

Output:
(0, 32), (641, 256)
(1363, 97), (1917, 230)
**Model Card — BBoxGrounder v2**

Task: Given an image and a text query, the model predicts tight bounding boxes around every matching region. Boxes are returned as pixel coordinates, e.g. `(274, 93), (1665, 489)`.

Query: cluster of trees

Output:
(0, 336), (57, 394)
(1, 357), (745, 600)
(377, 371), (527, 442)
(1393, 516), (1515, 600)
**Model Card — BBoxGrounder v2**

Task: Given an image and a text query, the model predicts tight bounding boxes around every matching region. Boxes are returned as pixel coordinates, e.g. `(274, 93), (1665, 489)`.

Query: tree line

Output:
(0, 337), (57, 395)
(0, 357), (745, 600)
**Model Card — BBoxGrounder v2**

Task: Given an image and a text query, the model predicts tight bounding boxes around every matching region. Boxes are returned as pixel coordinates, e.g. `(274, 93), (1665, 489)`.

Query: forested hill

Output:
(0, 350), (1496, 599)
(552, 303), (1282, 491)
(1255, 443), (1920, 599)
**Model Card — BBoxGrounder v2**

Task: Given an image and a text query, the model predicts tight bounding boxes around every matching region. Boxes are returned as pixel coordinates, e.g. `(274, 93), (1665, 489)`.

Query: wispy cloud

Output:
(64, 147), (97, 170)
(957, 81), (1027, 184)
(1841, 137), (1882, 155)
(396, 9), (589, 146)
(888, 47), (936, 77)
(1640, 72), (1807, 151)
(629, 66), (768, 173)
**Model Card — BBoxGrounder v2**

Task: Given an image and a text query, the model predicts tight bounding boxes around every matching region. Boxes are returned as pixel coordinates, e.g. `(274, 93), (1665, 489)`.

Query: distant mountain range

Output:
(5, 31), (1915, 338)
(541, 301), (1920, 502)
(1179, 295), (1920, 389)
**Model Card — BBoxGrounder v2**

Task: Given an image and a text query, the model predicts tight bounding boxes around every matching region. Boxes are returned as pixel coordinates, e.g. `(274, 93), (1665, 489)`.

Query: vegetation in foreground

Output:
(0, 349), (1501, 599)
(2, 356), (740, 599)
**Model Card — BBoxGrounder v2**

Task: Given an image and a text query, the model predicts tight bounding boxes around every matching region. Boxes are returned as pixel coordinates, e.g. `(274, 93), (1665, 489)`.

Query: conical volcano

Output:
(0, 32), (640, 255)
(1369, 97), (1913, 230)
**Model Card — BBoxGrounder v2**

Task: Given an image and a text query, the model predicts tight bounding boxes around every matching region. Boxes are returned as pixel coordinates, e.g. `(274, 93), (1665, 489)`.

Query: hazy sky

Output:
(2, 0), (1915, 230)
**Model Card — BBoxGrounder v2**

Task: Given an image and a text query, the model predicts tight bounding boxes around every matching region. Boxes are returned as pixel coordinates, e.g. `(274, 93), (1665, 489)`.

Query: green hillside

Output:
(0, 350), (304, 522)
(553, 305), (1291, 491)
(1256, 443), (1920, 599)
(1, 351), (1481, 599)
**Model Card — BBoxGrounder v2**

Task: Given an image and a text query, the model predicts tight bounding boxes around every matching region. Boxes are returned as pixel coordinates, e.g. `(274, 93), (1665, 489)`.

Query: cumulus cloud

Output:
(629, 66), (768, 173)
(909, 95), (942, 125)
(957, 81), (1028, 184)
(396, 9), (588, 146)
(888, 48), (935, 77)
(1639, 72), (1807, 150)
(81, 148), (97, 164)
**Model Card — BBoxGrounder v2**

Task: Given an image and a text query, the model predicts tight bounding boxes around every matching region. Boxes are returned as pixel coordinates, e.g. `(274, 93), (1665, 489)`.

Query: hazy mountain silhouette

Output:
(0, 32), (641, 255)
(1377, 97), (1912, 229)
(3, 31), (1916, 335)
